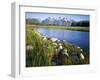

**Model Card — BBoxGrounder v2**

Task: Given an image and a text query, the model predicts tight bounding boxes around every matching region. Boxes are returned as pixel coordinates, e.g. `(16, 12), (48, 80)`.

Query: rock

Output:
(80, 53), (84, 60)
(62, 49), (69, 56)
(80, 49), (83, 52)
(59, 45), (63, 50)
(50, 38), (58, 42)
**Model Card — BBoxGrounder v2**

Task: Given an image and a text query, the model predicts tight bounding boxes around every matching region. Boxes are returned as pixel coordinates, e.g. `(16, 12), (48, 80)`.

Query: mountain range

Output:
(26, 17), (89, 27)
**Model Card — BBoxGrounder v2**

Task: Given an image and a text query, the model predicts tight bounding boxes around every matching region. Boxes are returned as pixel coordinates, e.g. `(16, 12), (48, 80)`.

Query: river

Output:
(35, 27), (89, 51)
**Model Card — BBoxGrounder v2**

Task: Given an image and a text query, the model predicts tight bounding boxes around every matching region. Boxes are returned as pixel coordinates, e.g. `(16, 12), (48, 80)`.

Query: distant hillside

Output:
(26, 17), (89, 27)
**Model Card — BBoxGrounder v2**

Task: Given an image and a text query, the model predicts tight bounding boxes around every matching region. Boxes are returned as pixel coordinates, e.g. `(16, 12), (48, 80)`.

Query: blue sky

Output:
(26, 12), (89, 21)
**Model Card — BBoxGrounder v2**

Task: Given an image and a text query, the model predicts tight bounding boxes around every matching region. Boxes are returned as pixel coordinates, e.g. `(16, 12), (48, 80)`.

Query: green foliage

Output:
(26, 26), (89, 67)
(27, 24), (89, 32)
(26, 27), (55, 66)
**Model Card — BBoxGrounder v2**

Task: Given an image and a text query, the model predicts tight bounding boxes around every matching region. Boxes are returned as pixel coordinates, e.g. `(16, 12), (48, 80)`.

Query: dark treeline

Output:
(71, 21), (89, 27)
(26, 19), (40, 24)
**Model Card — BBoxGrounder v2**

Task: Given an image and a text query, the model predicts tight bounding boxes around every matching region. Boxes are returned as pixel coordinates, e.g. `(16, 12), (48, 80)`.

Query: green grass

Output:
(26, 24), (89, 32)
(26, 27), (56, 66)
(26, 26), (89, 67)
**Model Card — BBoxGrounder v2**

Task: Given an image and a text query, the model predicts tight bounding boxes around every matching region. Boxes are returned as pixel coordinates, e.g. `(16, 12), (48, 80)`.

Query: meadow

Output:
(26, 25), (89, 67)
(26, 24), (89, 32)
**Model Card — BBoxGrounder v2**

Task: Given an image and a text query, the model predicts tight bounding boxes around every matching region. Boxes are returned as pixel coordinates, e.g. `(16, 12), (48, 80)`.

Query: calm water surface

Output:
(35, 27), (89, 50)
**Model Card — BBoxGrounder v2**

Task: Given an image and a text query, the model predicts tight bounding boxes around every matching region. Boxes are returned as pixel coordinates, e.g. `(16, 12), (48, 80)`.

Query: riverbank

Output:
(26, 24), (89, 32)
(26, 26), (89, 67)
